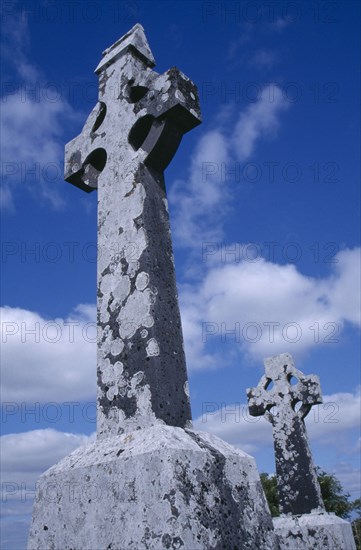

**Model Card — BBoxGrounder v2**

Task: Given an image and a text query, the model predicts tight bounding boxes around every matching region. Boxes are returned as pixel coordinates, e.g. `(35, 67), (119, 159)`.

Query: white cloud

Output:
(331, 462), (361, 500)
(232, 85), (289, 161)
(194, 389), (361, 446)
(194, 391), (360, 455)
(1, 428), (94, 484)
(179, 247), (361, 367)
(0, 10), (40, 83)
(0, 8), (79, 211)
(170, 85), (289, 248)
(180, 296), (222, 371)
(227, 25), (253, 59)
(250, 50), (278, 69)
(1, 304), (96, 402)
(195, 400), (272, 455)
(0, 429), (95, 549)
(170, 129), (230, 246)
(328, 247), (361, 327)
(194, 388), (361, 496)
(307, 388), (361, 443)
(0, 184), (15, 212)
(1, 249), (359, 405)
(1, 91), (79, 210)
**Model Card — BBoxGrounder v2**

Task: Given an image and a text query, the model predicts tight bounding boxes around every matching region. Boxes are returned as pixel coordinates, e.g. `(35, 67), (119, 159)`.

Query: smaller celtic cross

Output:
(247, 353), (325, 515)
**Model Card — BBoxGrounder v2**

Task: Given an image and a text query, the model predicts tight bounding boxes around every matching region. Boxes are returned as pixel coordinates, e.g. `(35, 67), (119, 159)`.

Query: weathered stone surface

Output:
(274, 513), (356, 549)
(247, 352), (324, 516)
(29, 25), (280, 550)
(28, 426), (279, 550)
(248, 353), (356, 549)
(64, 24), (201, 439)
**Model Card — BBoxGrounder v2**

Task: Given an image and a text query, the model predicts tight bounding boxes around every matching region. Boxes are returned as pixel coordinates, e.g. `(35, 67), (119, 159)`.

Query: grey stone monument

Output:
(64, 22), (197, 440)
(28, 24), (278, 549)
(247, 352), (325, 516)
(247, 352), (356, 549)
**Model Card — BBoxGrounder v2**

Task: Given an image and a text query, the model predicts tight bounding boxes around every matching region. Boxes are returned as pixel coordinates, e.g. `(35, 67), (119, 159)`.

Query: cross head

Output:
(247, 352), (322, 424)
(64, 24), (201, 191)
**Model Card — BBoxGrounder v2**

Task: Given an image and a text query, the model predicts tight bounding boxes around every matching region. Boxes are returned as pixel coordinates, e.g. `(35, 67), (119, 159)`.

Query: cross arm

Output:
(129, 68), (201, 173)
(64, 102), (106, 192)
(134, 67), (201, 131)
(296, 374), (323, 418)
(159, 67), (202, 133)
(247, 376), (274, 417)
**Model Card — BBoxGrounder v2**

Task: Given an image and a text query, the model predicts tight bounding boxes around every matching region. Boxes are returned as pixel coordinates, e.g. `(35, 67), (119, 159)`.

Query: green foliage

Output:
(260, 469), (361, 520)
(260, 473), (279, 517)
(317, 468), (360, 519)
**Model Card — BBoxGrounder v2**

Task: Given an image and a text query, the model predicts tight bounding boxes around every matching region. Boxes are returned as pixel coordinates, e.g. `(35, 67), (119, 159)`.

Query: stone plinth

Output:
(274, 513), (356, 549)
(28, 426), (278, 550)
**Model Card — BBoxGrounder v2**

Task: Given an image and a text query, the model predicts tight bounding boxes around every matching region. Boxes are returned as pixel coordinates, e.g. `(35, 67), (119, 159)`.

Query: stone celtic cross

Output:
(64, 24), (201, 438)
(247, 353), (325, 515)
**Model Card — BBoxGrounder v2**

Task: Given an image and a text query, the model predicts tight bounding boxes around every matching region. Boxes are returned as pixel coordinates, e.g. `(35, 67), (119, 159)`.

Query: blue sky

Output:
(1, 1), (360, 548)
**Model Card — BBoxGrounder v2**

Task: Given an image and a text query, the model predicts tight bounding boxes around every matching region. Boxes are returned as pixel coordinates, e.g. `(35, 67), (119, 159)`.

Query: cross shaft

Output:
(64, 24), (201, 438)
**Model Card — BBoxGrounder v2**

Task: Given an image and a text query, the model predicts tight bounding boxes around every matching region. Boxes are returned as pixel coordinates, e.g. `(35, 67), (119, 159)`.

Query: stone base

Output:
(273, 512), (356, 549)
(28, 426), (278, 549)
